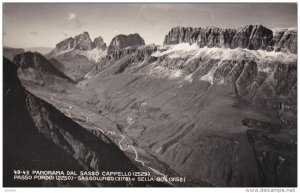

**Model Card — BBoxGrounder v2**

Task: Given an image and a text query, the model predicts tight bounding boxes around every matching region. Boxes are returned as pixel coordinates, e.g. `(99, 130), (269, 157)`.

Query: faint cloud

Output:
(63, 31), (68, 36)
(68, 13), (76, 20)
(136, 5), (147, 18)
(61, 12), (86, 30)
(135, 5), (155, 25)
(30, 31), (39, 35)
(135, 4), (168, 26)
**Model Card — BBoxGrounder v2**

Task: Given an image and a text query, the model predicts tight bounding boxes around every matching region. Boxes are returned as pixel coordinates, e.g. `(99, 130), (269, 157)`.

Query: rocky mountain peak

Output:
(74, 32), (94, 50)
(108, 33), (145, 54)
(50, 32), (107, 56)
(49, 37), (75, 56)
(233, 24), (273, 49)
(13, 52), (73, 82)
(93, 36), (107, 50)
(13, 52), (47, 71)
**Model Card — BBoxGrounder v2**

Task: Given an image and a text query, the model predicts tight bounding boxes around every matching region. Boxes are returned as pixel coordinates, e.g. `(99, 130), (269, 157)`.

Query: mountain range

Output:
(163, 24), (297, 54)
(3, 23), (297, 187)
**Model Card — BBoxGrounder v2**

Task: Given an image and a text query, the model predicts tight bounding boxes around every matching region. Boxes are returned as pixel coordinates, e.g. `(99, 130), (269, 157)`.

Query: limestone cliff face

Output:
(93, 36), (107, 50)
(107, 44), (157, 60)
(231, 25), (273, 50)
(74, 32), (94, 50)
(163, 24), (296, 54)
(107, 33), (145, 54)
(270, 29), (297, 53)
(49, 32), (106, 56)
(50, 32), (146, 57)
(50, 37), (75, 54)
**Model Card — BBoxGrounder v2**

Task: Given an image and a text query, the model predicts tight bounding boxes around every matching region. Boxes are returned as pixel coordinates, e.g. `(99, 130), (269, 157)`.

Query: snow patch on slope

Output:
(76, 48), (107, 62)
(272, 27), (297, 33)
(152, 43), (297, 64)
(148, 65), (184, 80)
(152, 43), (199, 59)
(148, 43), (297, 84)
(51, 49), (74, 57)
(50, 47), (107, 63)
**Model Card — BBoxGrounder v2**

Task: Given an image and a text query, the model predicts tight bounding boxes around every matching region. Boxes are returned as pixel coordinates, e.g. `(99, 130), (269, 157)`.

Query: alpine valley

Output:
(3, 24), (297, 187)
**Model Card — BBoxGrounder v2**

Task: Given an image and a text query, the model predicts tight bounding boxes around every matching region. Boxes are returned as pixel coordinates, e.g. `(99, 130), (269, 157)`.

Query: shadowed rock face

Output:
(232, 25), (273, 50)
(108, 33), (145, 54)
(3, 57), (84, 187)
(14, 52), (65, 75)
(3, 57), (167, 187)
(13, 52), (74, 84)
(3, 47), (25, 61)
(93, 36), (107, 50)
(163, 24), (296, 53)
(107, 44), (157, 60)
(270, 29), (297, 53)
(74, 32), (94, 50)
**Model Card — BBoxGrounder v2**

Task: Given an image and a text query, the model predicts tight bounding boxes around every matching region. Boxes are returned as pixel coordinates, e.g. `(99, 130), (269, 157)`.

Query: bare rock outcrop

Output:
(74, 32), (94, 50)
(13, 52), (73, 83)
(50, 37), (75, 55)
(163, 24), (296, 53)
(269, 29), (297, 53)
(93, 36), (107, 50)
(49, 32), (107, 56)
(107, 33), (145, 54)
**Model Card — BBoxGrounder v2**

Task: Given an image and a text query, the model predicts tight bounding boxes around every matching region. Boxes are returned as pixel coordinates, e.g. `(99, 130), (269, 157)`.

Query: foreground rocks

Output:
(3, 46), (24, 61)
(13, 52), (74, 85)
(3, 57), (167, 187)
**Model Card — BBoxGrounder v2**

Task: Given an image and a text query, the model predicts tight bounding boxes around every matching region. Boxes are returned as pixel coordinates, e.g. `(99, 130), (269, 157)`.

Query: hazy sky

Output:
(3, 3), (297, 48)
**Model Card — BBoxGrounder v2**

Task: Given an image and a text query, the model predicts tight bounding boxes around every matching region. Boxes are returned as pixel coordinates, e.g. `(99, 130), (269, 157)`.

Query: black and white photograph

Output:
(1, 1), (298, 190)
